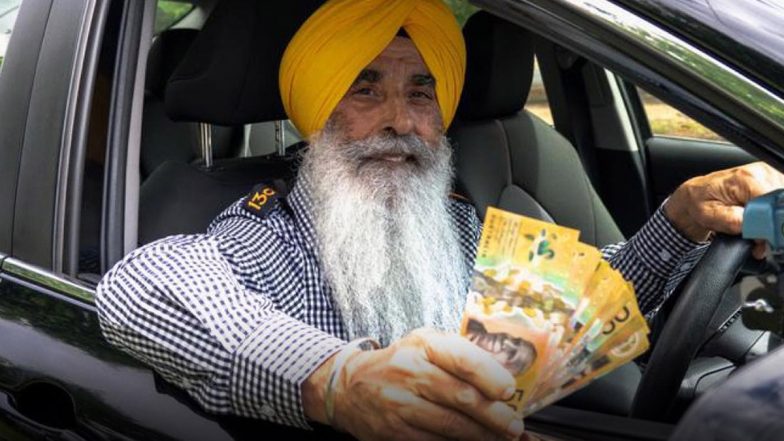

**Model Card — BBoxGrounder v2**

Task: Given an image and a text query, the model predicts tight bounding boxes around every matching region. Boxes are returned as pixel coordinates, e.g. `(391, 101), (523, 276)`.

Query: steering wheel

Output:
(630, 234), (753, 421)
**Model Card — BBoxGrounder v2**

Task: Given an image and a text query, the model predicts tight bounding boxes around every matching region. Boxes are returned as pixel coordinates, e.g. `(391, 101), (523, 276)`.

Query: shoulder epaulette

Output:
(242, 180), (289, 218)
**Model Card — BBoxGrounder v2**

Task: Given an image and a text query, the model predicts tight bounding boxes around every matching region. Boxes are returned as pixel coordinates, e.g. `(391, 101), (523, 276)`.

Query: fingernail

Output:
(503, 386), (516, 400)
(507, 419), (525, 438)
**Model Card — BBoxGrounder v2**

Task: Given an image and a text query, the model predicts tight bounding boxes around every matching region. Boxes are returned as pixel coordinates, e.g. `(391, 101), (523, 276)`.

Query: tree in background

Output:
(155, 0), (194, 34)
(443, 0), (479, 26)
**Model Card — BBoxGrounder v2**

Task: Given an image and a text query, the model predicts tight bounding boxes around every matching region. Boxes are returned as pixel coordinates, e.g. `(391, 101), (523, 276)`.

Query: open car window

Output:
(636, 87), (726, 143)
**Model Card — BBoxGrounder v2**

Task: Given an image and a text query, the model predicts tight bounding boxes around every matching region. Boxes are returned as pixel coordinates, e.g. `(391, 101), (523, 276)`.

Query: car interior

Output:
(61, 0), (777, 433)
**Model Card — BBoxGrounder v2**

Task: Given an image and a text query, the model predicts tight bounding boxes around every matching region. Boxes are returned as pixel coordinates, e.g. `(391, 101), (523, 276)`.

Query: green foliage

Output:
(154, 0), (194, 34)
(442, 0), (479, 26)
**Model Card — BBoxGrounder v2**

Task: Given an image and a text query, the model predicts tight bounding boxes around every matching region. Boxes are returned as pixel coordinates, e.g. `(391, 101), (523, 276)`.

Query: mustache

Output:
(336, 133), (438, 168)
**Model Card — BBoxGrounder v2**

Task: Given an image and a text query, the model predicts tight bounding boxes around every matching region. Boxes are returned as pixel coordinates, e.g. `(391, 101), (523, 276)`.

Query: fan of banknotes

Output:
(460, 207), (650, 417)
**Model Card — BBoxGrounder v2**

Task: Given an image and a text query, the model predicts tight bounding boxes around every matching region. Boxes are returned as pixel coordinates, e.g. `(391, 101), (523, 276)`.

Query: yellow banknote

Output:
(462, 207), (650, 417)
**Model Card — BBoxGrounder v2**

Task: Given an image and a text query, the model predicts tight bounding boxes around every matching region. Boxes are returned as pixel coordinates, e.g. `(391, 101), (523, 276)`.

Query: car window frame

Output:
(626, 82), (733, 146)
(102, 0), (156, 272)
(0, 0), (50, 254)
(0, 0), (107, 275)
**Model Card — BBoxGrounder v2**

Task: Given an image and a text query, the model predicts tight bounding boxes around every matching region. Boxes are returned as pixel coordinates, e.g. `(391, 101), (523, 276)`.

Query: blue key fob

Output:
(742, 189), (784, 250)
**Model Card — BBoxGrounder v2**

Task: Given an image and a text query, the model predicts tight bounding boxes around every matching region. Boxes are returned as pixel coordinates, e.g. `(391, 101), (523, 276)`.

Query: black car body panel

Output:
(0, 269), (355, 440)
(0, 275), (234, 440)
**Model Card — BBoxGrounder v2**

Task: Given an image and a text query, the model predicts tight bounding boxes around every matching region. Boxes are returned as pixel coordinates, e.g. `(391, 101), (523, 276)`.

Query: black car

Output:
(1, 0), (783, 440)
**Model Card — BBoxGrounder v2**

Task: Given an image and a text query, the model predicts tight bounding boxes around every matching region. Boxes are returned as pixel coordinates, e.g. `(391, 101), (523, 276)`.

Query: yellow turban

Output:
(279, 0), (466, 139)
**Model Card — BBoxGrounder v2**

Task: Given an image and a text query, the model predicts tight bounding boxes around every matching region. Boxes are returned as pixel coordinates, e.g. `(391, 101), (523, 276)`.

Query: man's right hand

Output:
(304, 328), (526, 441)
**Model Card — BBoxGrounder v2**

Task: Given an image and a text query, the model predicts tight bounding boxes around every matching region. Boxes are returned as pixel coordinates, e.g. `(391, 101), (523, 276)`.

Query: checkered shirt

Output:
(96, 178), (706, 430)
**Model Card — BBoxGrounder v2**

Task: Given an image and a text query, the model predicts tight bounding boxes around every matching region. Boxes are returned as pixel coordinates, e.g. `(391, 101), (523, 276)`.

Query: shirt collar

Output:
(286, 174), (318, 250)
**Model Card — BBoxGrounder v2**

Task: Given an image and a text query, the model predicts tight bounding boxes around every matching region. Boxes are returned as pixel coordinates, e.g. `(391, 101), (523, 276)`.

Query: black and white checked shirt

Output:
(96, 177), (706, 429)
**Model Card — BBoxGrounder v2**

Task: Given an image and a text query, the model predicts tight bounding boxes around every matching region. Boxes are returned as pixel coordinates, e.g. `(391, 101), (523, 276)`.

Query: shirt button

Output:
(658, 250), (672, 262)
(261, 404), (276, 418)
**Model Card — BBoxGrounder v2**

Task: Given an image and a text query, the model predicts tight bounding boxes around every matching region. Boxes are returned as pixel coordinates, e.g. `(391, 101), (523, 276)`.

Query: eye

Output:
(410, 90), (434, 101)
(353, 87), (377, 96)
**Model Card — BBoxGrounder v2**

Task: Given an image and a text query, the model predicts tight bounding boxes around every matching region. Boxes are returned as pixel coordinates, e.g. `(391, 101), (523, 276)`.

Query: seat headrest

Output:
(457, 11), (535, 121)
(146, 29), (199, 100)
(164, 0), (324, 125)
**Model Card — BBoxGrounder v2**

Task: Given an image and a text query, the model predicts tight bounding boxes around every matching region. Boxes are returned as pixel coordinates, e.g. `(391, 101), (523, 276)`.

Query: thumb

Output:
(417, 330), (516, 400)
(700, 202), (744, 235)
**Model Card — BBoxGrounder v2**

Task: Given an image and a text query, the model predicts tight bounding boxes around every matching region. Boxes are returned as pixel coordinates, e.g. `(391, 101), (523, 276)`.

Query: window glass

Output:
(442, 2), (553, 126)
(443, 0), (479, 26)
(155, 0), (194, 34)
(637, 87), (725, 142)
(247, 121), (302, 157)
(524, 58), (553, 126)
(0, 0), (22, 70)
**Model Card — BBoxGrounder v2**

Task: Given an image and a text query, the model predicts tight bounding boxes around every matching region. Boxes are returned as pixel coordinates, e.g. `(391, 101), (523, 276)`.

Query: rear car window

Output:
(444, 0), (478, 26)
(525, 57), (553, 126)
(0, 0), (22, 70)
(155, 0), (195, 35)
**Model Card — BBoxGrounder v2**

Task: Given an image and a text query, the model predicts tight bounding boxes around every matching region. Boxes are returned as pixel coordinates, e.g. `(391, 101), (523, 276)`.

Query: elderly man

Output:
(97, 0), (783, 440)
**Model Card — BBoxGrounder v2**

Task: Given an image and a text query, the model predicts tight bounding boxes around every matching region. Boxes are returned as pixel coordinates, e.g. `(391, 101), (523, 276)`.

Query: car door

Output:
(475, 0), (784, 436)
(0, 1), (366, 439)
(0, 1), (268, 440)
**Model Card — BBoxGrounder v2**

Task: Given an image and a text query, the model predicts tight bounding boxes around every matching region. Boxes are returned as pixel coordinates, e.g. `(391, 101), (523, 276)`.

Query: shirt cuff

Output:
(230, 312), (346, 429)
(628, 204), (702, 279)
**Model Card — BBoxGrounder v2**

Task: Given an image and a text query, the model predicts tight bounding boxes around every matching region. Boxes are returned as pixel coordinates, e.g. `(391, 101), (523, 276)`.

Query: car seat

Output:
(140, 28), (242, 180)
(448, 11), (638, 415)
(136, 0), (323, 246)
(450, 11), (624, 248)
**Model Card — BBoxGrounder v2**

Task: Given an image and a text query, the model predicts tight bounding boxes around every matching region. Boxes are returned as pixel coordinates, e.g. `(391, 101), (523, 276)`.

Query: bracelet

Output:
(324, 337), (380, 426)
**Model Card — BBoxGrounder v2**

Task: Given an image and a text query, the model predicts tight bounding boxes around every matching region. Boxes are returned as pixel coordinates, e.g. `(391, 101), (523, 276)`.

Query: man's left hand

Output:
(665, 162), (784, 258)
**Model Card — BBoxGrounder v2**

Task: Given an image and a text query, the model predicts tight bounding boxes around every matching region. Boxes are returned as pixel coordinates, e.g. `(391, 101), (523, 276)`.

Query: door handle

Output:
(0, 383), (85, 440)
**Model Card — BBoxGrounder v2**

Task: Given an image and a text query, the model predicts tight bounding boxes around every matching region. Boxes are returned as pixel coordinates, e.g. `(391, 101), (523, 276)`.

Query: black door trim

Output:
(102, 0), (149, 273)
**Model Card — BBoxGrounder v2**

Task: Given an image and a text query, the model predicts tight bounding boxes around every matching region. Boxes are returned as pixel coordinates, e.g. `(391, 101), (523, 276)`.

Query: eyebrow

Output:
(412, 74), (435, 87)
(353, 69), (382, 85)
(352, 70), (436, 87)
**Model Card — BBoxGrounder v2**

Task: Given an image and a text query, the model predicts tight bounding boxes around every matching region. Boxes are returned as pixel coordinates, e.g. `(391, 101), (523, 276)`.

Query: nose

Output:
(383, 95), (415, 136)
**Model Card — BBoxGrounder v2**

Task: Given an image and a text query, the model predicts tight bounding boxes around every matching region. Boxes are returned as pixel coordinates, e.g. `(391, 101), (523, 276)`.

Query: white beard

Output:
(299, 125), (467, 346)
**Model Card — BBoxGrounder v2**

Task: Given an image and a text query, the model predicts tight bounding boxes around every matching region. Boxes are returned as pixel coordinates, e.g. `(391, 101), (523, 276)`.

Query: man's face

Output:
(329, 36), (444, 147)
(300, 38), (466, 346)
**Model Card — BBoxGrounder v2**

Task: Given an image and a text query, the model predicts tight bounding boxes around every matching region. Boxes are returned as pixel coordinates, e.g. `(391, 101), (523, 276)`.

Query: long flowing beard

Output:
(300, 126), (467, 346)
